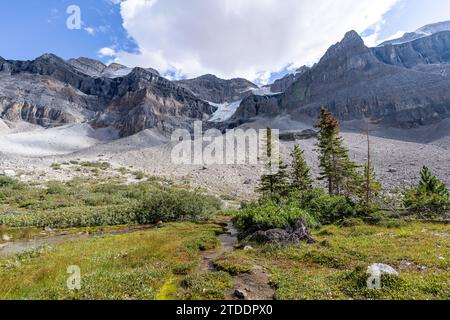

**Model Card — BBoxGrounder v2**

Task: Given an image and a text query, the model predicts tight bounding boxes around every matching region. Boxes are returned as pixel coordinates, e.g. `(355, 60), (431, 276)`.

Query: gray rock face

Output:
(269, 66), (310, 93)
(67, 58), (160, 79)
(373, 31), (450, 69)
(230, 30), (450, 129)
(0, 54), (214, 137)
(67, 57), (107, 77)
(176, 74), (258, 104)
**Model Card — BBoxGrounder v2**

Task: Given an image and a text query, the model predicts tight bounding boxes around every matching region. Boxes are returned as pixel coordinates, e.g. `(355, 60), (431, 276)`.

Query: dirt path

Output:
(201, 219), (275, 300)
(0, 225), (156, 257)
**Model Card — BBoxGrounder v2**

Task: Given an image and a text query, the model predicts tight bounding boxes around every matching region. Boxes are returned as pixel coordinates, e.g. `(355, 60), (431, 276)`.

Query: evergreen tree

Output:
(290, 145), (313, 192)
(417, 166), (449, 197)
(258, 128), (289, 198)
(314, 108), (360, 196)
(258, 161), (290, 198)
(404, 166), (449, 214)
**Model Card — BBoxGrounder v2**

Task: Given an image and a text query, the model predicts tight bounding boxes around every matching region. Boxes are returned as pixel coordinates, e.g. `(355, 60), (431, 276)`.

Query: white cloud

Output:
(98, 47), (117, 57)
(84, 27), (96, 36)
(110, 0), (399, 82)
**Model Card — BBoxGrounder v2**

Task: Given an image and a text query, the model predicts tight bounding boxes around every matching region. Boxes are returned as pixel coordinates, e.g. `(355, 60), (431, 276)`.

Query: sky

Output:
(1, 0), (450, 84)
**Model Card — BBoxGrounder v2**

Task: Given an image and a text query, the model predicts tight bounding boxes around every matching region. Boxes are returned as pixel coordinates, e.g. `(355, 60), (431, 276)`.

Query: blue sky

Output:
(1, 0), (450, 83)
(0, 0), (136, 62)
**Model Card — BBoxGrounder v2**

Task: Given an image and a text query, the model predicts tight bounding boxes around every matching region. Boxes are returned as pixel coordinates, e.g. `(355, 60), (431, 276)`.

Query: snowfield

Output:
(208, 100), (243, 122)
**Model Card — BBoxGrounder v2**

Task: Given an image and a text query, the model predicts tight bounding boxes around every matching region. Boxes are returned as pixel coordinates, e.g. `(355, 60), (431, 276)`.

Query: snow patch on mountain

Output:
(208, 100), (242, 122)
(379, 20), (450, 47)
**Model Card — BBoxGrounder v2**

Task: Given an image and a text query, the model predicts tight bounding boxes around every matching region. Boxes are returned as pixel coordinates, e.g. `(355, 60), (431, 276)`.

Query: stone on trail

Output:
(234, 289), (247, 300)
(367, 263), (399, 277)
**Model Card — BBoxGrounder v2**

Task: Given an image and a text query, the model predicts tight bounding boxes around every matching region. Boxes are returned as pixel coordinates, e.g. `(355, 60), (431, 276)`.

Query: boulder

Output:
(247, 218), (315, 245)
(1, 170), (16, 177)
(367, 263), (399, 277)
(234, 289), (248, 300)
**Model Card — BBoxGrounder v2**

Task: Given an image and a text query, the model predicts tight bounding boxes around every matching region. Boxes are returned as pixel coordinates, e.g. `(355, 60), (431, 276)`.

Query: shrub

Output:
(0, 179), (222, 229)
(233, 199), (319, 232)
(294, 189), (358, 225)
(133, 171), (145, 180)
(403, 166), (449, 216)
(0, 177), (23, 189)
(50, 163), (62, 170)
(135, 189), (222, 224)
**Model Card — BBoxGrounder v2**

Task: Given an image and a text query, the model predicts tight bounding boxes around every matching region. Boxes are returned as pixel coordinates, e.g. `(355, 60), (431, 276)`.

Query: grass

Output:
(1, 174), (448, 300)
(0, 177), (222, 229)
(240, 222), (449, 300)
(181, 272), (233, 300)
(0, 223), (222, 300)
(213, 253), (254, 275)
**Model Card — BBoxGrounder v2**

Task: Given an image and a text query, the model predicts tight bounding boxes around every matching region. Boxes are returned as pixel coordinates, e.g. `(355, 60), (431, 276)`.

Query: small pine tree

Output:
(404, 166), (449, 215)
(315, 108), (360, 196)
(258, 128), (289, 198)
(290, 145), (313, 192)
(417, 166), (449, 197)
(258, 161), (290, 198)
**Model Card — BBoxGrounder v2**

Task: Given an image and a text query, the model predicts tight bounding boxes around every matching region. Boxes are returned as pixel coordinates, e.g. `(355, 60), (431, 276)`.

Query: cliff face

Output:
(0, 54), (215, 137)
(176, 74), (258, 104)
(230, 30), (450, 128)
(373, 31), (450, 69)
(268, 66), (310, 93)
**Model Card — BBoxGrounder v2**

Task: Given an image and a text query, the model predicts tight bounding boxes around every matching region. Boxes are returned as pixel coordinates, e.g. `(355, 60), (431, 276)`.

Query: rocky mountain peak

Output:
(320, 30), (368, 64)
(176, 74), (257, 104)
(36, 53), (65, 63)
(67, 57), (107, 75)
(107, 62), (127, 71)
(342, 30), (365, 45)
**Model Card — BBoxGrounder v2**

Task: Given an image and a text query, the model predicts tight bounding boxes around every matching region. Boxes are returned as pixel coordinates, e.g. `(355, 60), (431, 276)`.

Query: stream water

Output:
(0, 225), (156, 257)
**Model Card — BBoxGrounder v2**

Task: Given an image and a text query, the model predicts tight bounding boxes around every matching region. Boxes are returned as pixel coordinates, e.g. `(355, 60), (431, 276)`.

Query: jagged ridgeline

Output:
(2, 20), (450, 138)
(230, 27), (450, 129)
(0, 54), (215, 137)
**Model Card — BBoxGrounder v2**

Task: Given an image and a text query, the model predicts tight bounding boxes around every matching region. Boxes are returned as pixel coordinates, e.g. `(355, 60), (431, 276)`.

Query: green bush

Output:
(0, 177), (23, 189)
(404, 190), (449, 216)
(135, 189), (222, 224)
(233, 199), (319, 231)
(0, 179), (222, 229)
(403, 166), (449, 216)
(294, 189), (358, 225)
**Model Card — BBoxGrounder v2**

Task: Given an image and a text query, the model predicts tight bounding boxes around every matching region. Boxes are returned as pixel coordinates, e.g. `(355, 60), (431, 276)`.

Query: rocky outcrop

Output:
(244, 218), (316, 246)
(176, 74), (258, 104)
(67, 57), (107, 77)
(68, 58), (160, 78)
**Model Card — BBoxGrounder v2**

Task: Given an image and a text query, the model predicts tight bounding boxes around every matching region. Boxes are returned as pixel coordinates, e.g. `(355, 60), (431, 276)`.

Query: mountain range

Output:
(1, 20), (450, 138)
